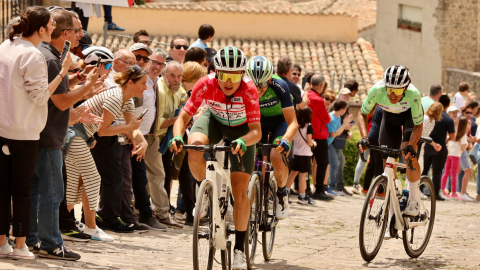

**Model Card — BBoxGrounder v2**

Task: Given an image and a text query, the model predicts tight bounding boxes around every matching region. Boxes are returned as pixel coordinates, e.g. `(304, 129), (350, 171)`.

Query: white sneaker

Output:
(403, 200), (420, 216)
(275, 195), (289, 220)
(351, 184), (360, 195)
(335, 190), (345, 196)
(83, 226), (114, 242)
(232, 249), (247, 270)
(0, 241), (13, 257)
(458, 193), (474, 202)
(11, 245), (35, 260)
(438, 192), (450, 200)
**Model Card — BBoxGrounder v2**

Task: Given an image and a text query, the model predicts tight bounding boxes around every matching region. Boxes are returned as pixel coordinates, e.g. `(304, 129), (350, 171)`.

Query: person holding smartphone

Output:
(65, 66), (149, 240)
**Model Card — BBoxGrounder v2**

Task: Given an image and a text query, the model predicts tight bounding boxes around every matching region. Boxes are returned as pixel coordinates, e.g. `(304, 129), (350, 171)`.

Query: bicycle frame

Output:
(252, 147), (276, 232)
(379, 157), (430, 232)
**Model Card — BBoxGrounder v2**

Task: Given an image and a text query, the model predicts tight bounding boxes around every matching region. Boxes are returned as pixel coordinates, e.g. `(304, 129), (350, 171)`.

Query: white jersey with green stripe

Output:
(361, 80), (424, 125)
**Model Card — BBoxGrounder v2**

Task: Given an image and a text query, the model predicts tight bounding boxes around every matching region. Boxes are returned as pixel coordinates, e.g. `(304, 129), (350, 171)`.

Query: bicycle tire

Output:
(245, 172), (261, 269)
(402, 176), (436, 258)
(359, 175), (389, 262)
(221, 188), (232, 270)
(193, 181), (215, 270)
(262, 174), (277, 261)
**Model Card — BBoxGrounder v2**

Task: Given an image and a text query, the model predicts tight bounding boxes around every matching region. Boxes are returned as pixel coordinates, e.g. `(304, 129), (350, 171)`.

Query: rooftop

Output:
(129, 0), (377, 31)
(91, 33), (383, 102)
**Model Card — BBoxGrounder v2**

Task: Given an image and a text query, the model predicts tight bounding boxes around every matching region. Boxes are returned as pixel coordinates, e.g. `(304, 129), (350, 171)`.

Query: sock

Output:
(299, 193), (306, 199)
(234, 230), (246, 252)
(407, 180), (420, 202)
(286, 188), (290, 192)
(277, 185), (286, 195)
(196, 181), (201, 187)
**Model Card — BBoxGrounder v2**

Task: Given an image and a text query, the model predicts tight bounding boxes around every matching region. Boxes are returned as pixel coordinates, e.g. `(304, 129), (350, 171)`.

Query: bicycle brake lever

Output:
(231, 141), (245, 172)
(406, 158), (416, 171)
(280, 151), (289, 167)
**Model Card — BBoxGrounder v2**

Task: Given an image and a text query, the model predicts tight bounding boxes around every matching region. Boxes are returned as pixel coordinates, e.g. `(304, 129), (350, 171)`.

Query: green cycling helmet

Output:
(245, 55), (274, 87)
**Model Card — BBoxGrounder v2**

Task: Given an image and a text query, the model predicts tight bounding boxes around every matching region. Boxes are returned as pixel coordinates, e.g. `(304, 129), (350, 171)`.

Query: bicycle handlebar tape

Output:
(231, 140), (245, 172)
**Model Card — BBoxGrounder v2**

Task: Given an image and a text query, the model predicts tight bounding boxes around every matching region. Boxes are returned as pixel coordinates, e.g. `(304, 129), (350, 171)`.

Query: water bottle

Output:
(395, 179), (403, 198)
(399, 190), (409, 211)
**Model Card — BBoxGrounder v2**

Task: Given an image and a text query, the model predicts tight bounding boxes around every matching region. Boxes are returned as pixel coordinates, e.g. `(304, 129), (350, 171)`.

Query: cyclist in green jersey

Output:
(245, 56), (298, 220)
(357, 65), (423, 217)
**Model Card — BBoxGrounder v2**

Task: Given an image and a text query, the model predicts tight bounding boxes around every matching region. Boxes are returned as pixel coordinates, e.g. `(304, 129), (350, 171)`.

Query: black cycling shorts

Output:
(378, 109), (414, 159)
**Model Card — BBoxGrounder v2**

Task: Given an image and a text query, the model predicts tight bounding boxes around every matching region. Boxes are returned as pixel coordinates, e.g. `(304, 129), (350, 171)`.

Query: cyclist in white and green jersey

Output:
(357, 65), (423, 217)
(245, 56), (298, 220)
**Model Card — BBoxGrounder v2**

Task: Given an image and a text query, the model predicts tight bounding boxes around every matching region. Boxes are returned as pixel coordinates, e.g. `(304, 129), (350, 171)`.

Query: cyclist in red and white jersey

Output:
(170, 47), (261, 270)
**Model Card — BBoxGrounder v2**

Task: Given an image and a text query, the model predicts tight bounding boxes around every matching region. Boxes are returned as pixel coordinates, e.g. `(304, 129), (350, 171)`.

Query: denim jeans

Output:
(328, 144), (345, 190)
(27, 148), (64, 251)
(103, 5), (112, 23)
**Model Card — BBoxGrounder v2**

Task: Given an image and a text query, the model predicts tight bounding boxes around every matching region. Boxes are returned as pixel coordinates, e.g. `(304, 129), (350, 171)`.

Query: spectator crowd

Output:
(1, 5), (479, 263)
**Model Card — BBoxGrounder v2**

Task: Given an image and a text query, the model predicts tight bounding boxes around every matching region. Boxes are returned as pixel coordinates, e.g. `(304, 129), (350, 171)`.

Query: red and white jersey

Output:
(183, 73), (261, 127)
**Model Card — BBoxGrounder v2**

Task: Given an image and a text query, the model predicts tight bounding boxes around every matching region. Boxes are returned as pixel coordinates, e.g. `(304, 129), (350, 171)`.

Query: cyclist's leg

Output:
(188, 110), (222, 182)
(270, 121), (291, 218)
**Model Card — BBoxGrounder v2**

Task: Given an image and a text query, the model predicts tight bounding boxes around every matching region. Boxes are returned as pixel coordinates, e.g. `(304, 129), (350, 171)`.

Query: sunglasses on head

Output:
(135, 54), (150, 63)
(385, 87), (405, 96)
(139, 40), (152, 46)
(172, 44), (188, 50)
(217, 72), (243, 83)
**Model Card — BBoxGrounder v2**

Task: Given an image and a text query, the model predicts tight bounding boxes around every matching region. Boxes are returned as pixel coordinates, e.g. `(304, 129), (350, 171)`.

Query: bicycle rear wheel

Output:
(262, 174), (277, 261)
(402, 176), (436, 258)
(245, 172), (260, 269)
(359, 175), (389, 262)
(193, 181), (215, 270)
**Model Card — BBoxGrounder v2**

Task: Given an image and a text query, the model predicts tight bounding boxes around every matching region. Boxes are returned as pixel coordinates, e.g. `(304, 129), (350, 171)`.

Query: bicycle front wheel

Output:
(359, 175), (389, 262)
(193, 181), (215, 270)
(245, 172), (260, 269)
(402, 176), (436, 258)
(262, 174), (277, 261)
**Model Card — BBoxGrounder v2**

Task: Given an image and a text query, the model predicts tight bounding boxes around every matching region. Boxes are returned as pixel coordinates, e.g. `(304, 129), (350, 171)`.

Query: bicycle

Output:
(244, 142), (288, 269)
(358, 136), (436, 262)
(172, 139), (244, 270)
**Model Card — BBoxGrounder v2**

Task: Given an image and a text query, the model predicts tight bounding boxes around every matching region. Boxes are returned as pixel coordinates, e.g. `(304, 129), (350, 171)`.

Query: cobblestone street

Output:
(1, 182), (479, 270)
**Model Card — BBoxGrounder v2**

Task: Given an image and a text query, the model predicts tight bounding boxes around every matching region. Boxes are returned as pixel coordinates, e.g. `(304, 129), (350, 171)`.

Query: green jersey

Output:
(258, 74), (293, 118)
(361, 81), (423, 125)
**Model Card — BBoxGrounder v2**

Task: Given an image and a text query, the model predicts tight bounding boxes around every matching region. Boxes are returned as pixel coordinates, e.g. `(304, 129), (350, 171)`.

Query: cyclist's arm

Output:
(172, 110), (192, 139)
(359, 85), (377, 138)
(358, 110), (369, 138)
(281, 106), (298, 143)
(408, 123), (423, 150)
(232, 122), (261, 155)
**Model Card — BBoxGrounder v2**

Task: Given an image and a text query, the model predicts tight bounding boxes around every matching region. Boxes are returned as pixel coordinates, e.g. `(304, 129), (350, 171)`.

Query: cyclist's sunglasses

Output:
(385, 87), (405, 96)
(172, 44), (188, 50)
(135, 54), (150, 63)
(255, 81), (269, 89)
(217, 72), (243, 83)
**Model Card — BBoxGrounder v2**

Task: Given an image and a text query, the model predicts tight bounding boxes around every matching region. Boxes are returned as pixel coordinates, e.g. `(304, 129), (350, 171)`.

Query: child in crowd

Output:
(286, 107), (316, 205)
(441, 116), (469, 199)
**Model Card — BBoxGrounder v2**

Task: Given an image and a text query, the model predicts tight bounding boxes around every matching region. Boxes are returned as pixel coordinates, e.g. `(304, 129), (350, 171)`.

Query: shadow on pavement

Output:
(363, 257), (448, 268)
(254, 259), (315, 270)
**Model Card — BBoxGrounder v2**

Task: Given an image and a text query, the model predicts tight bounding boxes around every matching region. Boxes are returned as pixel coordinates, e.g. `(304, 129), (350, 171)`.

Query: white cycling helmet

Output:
(383, 65), (411, 88)
(83, 46), (114, 65)
(245, 55), (274, 85)
(213, 46), (247, 72)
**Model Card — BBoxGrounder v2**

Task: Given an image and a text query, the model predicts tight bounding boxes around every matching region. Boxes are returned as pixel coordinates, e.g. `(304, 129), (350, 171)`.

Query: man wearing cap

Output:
(422, 94), (456, 201)
(130, 43), (152, 69)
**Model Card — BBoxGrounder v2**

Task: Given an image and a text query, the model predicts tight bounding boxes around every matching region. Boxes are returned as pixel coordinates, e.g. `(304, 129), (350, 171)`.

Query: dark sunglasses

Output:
(103, 62), (113, 70)
(135, 54), (150, 63)
(292, 72), (301, 76)
(464, 111), (473, 115)
(68, 68), (81, 73)
(172, 44), (188, 50)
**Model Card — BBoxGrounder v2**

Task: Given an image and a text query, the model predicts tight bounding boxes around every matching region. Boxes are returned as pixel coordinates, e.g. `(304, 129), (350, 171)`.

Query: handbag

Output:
(333, 134), (347, 149)
(298, 127), (316, 151)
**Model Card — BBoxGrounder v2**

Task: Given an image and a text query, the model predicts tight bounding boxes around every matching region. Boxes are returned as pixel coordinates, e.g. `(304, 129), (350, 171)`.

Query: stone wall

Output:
(434, 0), (480, 80)
(445, 68), (480, 96)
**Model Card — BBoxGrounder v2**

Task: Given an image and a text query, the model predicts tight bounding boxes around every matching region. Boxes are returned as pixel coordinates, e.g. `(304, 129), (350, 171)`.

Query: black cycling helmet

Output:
(79, 30), (92, 47)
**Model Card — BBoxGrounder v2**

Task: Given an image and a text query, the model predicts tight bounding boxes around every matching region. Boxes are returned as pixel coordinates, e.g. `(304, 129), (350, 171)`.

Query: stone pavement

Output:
(1, 182), (479, 270)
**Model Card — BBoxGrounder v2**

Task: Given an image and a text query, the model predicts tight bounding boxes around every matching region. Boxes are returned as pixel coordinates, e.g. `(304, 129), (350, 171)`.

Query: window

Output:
(398, 5), (422, 32)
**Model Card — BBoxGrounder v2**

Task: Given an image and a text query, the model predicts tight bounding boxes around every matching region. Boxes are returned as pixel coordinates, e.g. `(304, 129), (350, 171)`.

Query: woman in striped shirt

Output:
(65, 65), (148, 241)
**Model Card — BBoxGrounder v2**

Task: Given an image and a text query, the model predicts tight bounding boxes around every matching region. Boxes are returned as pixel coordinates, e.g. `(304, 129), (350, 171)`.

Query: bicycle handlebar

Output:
(171, 139), (245, 172)
(256, 142), (289, 167)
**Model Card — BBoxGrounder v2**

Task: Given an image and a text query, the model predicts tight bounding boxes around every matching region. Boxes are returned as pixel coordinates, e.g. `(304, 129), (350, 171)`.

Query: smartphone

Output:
(137, 109), (148, 120)
(350, 120), (355, 124)
(60, 40), (71, 65)
(96, 60), (102, 68)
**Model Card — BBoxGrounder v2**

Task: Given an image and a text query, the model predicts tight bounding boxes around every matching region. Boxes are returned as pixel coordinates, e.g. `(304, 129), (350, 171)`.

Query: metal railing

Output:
(1, 0), (42, 41)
